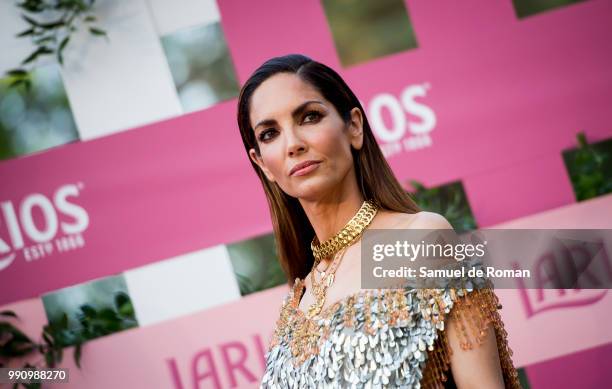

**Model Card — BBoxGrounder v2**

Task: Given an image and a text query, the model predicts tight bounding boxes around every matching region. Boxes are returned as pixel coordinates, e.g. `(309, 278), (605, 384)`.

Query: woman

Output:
(237, 54), (521, 388)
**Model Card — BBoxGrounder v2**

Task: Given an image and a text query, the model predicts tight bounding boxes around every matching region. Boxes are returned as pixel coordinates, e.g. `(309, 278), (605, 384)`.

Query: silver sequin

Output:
(261, 271), (489, 388)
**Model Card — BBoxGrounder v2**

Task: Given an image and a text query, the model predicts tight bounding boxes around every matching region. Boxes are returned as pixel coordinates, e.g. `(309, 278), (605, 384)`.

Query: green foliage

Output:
(3, 69), (33, 91)
(6, 0), (108, 89)
(234, 272), (257, 295)
(517, 367), (532, 389)
(47, 292), (137, 349)
(0, 292), (136, 388)
(407, 180), (478, 233)
(229, 234), (287, 296)
(513, 0), (587, 19)
(1, 310), (59, 389)
(160, 22), (240, 113)
(258, 259), (288, 290)
(235, 260), (286, 295)
(563, 132), (612, 202)
(0, 64), (79, 161)
(321, 0), (417, 66)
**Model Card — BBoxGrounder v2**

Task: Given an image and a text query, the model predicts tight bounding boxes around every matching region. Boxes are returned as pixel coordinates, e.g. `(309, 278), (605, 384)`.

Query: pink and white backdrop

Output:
(1, 0), (611, 387)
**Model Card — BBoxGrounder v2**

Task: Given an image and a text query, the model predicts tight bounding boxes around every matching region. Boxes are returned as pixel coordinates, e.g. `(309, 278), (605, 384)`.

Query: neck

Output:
(299, 179), (365, 269)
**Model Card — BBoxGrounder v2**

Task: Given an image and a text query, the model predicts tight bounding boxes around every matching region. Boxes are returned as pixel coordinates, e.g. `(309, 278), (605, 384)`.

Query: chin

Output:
(290, 181), (339, 202)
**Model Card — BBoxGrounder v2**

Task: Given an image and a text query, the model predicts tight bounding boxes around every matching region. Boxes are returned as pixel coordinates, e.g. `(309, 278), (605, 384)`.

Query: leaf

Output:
(21, 46), (53, 65)
(74, 0), (90, 12)
(0, 322), (33, 344)
(21, 13), (66, 29)
(6, 68), (28, 77)
(0, 322), (36, 357)
(39, 19), (66, 30)
(23, 18), (62, 29)
(42, 331), (54, 346)
(16, 28), (35, 37)
(84, 15), (96, 22)
(33, 36), (55, 45)
(8, 77), (31, 91)
(114, 293), (135, 318)
(23, 78), (32, 91)
(42, 323), (53, 334)
(44, 349), (54, 366)
(98, 308), (119, 322)
(60, 312), (69, 329)
(0, 310), (18, 318)
(17, 1), (45, 13)
(409, 179), (426, 192)
(22, 14), (42, 27)
(114, 292), (129, 310)
(89, 27), (107, 37)
(57, 36), (70, 65)
(74, 341), (82, 368)
(80, 304), (97, 318)
(21, 49), (41, 65)
(577, 132), (588, 148)
(55, 345), (63, 364)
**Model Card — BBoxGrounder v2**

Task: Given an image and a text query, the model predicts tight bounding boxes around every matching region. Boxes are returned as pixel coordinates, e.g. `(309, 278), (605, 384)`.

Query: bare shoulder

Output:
(407, 211), (454, 229)
(376, 210), (453, 230)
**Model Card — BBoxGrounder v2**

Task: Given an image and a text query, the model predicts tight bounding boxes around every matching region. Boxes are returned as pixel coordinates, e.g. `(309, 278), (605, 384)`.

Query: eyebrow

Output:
(253, 100), (325, 132)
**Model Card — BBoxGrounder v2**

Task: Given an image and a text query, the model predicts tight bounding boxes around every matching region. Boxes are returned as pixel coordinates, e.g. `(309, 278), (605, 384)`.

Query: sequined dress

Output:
(260, 275), (521, 388)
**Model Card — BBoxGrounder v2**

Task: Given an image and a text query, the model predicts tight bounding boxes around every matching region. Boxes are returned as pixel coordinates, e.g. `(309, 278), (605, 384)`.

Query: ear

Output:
(347, 107), (364, 150)
(249, 148), (276, 182)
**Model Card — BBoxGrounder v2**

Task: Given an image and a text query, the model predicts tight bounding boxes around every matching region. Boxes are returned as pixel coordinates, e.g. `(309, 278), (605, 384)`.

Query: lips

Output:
(289, 160), (321, 176)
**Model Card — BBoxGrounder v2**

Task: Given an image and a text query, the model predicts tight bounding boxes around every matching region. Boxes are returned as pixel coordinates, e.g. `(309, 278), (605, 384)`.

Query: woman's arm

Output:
(446, 303), (505, 388)
(409, 211), (506, 388)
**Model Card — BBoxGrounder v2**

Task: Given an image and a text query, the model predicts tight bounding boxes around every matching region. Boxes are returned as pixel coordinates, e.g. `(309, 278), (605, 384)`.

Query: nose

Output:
(285, 126), (306, 157)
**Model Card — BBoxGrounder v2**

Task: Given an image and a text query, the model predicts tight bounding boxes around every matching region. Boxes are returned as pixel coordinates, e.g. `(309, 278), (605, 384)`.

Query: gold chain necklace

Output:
(306, 199), (379, 318)
(310, 199), (378, 263)
(307, 245), (348, 318)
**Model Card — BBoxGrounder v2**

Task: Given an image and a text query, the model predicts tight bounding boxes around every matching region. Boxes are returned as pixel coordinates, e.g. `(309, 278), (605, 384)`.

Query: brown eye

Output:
(303, 111), (321, 123)
(258, 128), (277, 142)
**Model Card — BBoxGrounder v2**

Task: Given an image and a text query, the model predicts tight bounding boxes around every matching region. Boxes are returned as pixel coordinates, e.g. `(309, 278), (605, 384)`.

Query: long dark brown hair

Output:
(237, 54), (420, 286)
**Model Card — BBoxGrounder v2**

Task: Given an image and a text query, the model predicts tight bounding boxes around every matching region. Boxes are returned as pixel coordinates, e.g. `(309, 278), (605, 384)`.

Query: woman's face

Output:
(248, 73), (364, 201)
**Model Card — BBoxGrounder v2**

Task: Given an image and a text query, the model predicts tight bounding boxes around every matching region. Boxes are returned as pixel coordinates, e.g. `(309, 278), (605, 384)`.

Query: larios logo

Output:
(0, 183), (89, 272)
(515, 239), (611, 318)
(366, 83), (436, 158)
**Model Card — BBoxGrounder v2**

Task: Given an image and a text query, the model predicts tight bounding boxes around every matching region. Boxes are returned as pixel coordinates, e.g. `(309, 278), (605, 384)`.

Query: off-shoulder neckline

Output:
(290, 277), (410, 320)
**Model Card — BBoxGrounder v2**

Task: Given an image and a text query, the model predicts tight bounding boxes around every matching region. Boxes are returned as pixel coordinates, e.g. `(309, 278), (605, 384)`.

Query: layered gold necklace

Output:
(306, 199), (379, 318)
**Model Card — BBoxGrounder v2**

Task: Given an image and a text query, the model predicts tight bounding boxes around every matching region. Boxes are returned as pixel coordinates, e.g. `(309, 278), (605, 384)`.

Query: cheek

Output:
(316, 130), (352, 167)
(260, 145), (286, 175)
(310, 125), (345, 153)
